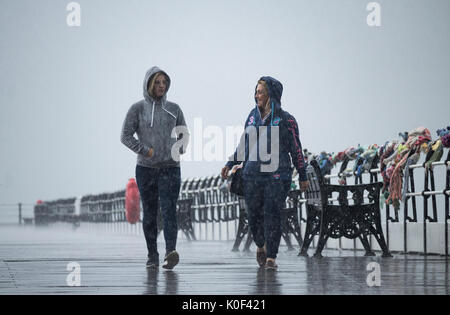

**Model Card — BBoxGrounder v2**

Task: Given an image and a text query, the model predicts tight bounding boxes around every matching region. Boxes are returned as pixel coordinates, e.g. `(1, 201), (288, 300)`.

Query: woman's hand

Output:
(147, 148), (154, 158)
(300, 180), (310, 192)
(221, 166), (230, 180)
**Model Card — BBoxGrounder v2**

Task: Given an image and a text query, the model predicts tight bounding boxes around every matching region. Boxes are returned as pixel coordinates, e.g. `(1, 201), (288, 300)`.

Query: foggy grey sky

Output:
(0, 0), (449, 204)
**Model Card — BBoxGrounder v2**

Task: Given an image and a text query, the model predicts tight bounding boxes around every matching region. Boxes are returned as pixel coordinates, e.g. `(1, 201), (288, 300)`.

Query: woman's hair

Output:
(257, 80), (268, 93)
(147, 72), (168, 97)
(256, 80), (270, 108)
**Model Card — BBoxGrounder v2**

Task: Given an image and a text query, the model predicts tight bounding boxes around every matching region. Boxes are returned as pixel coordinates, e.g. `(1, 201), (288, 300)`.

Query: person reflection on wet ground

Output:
(163, 271), (179, 295)
(144, 269), (159, 295)
(252, 268), (281, 295)
(144, 269), (179, 295)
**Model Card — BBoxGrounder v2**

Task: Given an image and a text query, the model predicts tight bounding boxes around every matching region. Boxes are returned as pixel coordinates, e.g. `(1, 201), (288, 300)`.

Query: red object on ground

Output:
(36, 200), (43, 204)
(125, 178), (141, 224)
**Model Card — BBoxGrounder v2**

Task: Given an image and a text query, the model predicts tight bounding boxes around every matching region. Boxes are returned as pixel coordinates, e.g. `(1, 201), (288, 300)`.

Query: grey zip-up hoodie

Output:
(121, 66), (189, 168)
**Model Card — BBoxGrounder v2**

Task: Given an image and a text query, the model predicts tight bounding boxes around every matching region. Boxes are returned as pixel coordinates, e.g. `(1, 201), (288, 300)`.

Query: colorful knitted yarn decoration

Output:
(379, 140), (398, 193)
(316, 151), (334, 176)
(344, 145), (364, 160)
(352, 146), (366, 177)
(401, 152), (421, 203)
(385, 127), (432, 210)
(335, 145), (365, 185)
(353, 144), (379, 177)
(425, 139), (443, 170)
(331, 147), (352, 185)
(437, 126), (450, 148)
(331, 151), (346, 165)
(303, 148), (314, 165)
(398, 132), (409, 142)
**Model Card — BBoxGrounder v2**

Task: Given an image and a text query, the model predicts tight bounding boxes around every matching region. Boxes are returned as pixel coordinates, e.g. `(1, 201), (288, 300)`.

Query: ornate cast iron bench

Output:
(299, 160), (392, 258)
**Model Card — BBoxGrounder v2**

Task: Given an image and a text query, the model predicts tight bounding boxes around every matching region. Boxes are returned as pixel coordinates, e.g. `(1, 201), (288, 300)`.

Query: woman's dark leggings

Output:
(135, 165), (181, 257)
(243, 178), (291, 259)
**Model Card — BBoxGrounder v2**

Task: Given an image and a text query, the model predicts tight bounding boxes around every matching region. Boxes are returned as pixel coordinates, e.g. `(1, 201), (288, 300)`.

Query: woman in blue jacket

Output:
(221, 76), (309, 270)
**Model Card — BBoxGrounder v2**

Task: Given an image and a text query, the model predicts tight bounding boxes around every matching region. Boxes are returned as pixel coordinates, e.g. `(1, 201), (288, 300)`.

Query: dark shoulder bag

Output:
(229, 167), (244, 196)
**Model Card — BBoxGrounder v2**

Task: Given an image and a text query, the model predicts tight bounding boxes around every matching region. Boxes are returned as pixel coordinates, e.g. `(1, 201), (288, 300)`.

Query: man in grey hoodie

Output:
(121, 66), (189, 269)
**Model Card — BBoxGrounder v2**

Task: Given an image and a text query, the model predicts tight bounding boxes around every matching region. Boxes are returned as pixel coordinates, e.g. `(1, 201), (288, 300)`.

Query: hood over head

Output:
(254, 76), (283, 125)
(255, 76), (283, 111)
(143, 66), (171, 103)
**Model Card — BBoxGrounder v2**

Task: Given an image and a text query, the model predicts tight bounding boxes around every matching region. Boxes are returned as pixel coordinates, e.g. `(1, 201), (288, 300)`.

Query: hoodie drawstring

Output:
(151, 101), (155, 127)
(270, 102), (274, 126)
(150, 100), (176, 128)
(162, 100), (176, 119)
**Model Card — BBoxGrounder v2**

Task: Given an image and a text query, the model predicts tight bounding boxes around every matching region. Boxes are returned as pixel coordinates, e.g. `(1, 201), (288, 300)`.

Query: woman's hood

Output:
(143, 66), (171, 103)
(255, 76), (283, 111)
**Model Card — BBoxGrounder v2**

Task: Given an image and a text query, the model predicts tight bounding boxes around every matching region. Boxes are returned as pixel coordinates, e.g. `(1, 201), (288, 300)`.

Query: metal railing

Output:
(9, 147), (449, 256)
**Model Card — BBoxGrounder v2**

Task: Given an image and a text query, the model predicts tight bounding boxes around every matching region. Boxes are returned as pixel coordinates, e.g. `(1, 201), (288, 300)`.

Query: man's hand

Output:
(221, 166), (230, 180)
(147, 148), (154, 158)
(300, 180), (310, 192)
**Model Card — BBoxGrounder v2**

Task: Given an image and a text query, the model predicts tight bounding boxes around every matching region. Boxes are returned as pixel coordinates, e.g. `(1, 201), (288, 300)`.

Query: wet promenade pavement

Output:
(0, 225), (448, 295)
